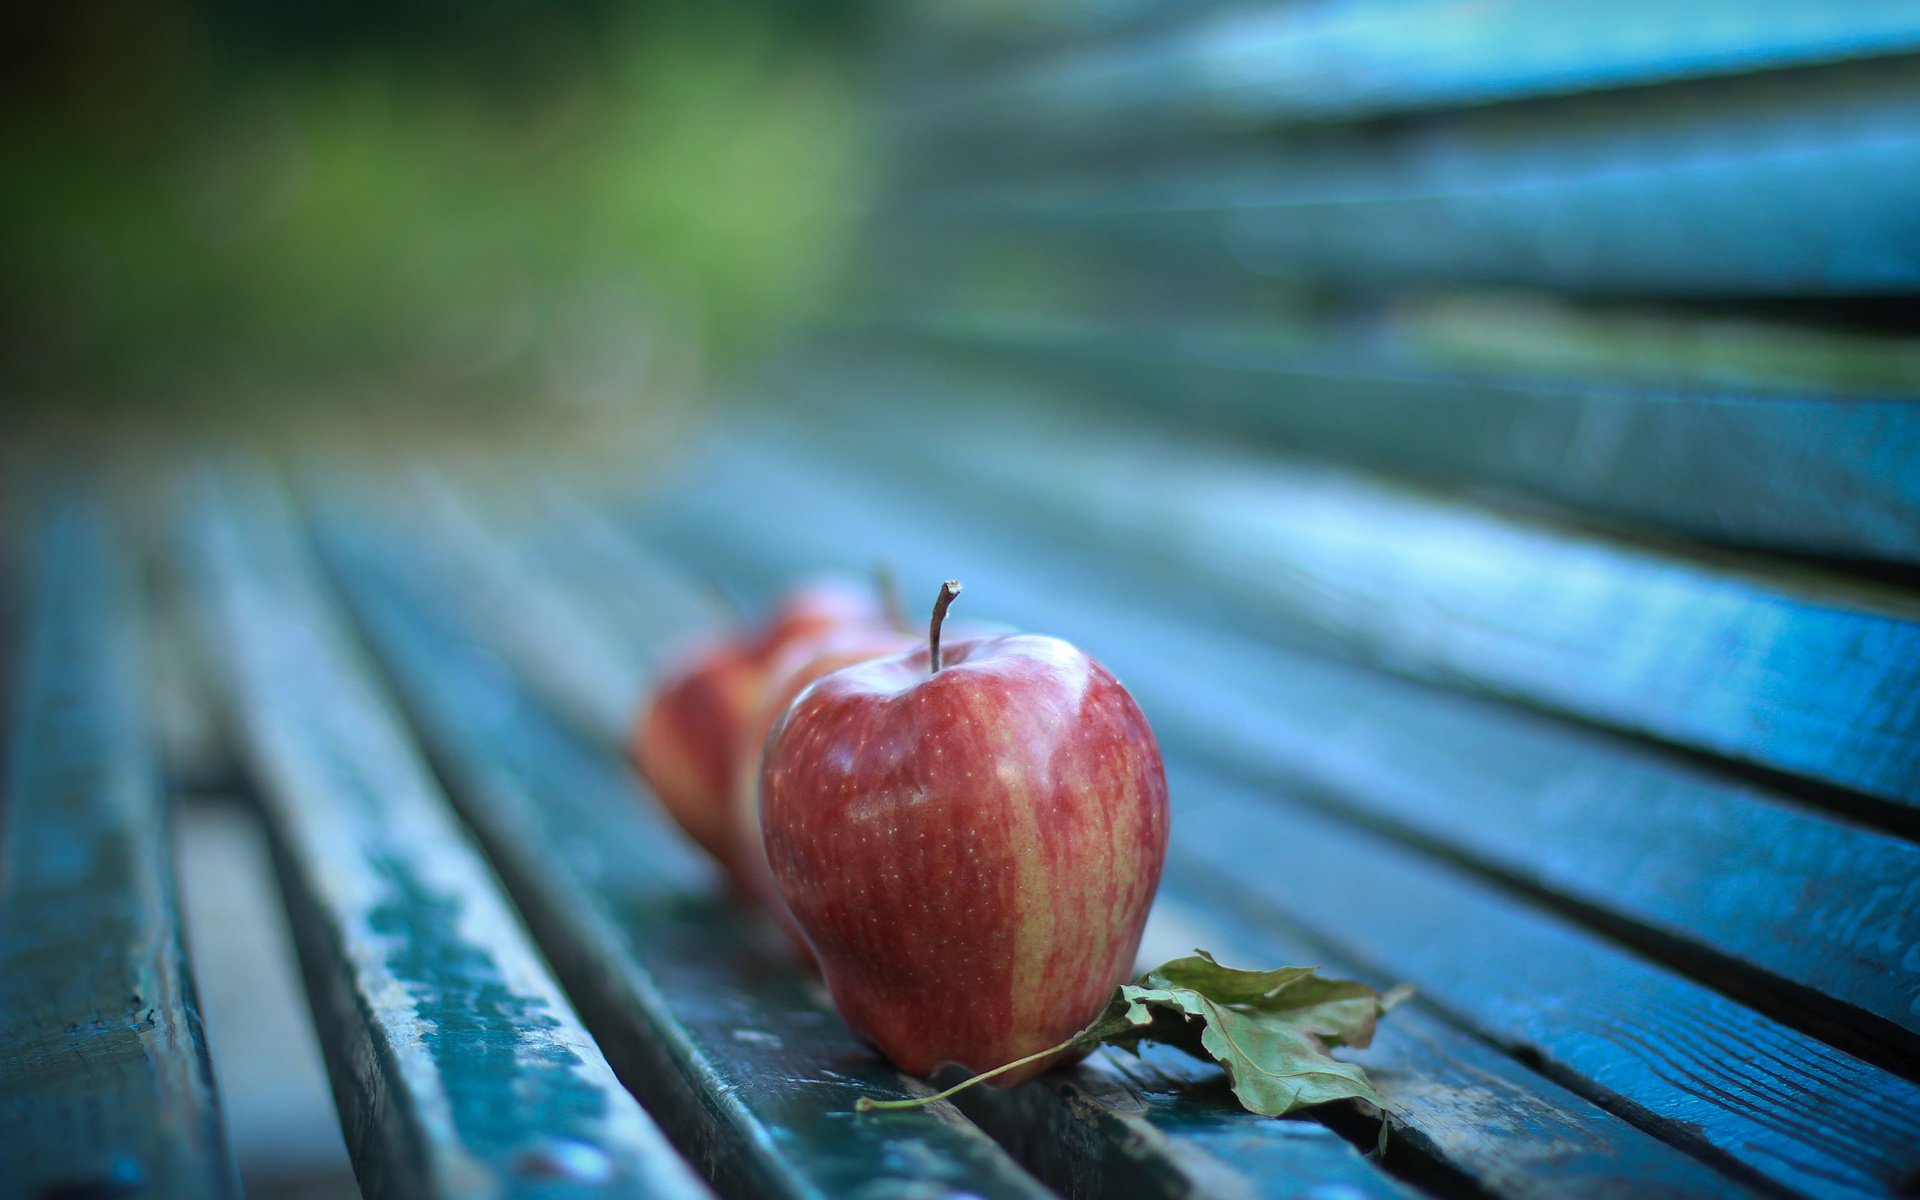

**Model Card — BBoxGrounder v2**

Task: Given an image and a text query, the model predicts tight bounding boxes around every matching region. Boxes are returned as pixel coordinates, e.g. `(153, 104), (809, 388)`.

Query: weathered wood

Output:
(313, 508), (1061, 1200)
(181, 468), (713, 1200)
(873, 324), (1920, 563)
(1164, 759), (1920, 1200)
(904, 58), (1920, 295)
(399, 477), (660, 741)
(703, 406), (1920, 1044)
(944, 1044), (1422, 1200)
(628, 436), (1920, 1199)
(942, 864), (1767, 1200)
(426, 477), (1790, 1200)
(0, 493), (239, 1200)
(690, 438), (1920, 1043)
(1132, 882), (1766, 1200)
(727, 411), (1920, 814)
(324, 489), (1437, 1200)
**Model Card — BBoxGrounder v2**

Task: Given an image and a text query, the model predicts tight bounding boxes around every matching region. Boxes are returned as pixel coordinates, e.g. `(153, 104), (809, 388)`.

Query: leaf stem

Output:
(928, 579), (962, 675)
(855, 1031), (1085, 1113)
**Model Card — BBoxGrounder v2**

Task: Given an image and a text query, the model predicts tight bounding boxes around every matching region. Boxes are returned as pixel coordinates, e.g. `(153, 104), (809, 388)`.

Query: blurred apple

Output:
(629, 578), (888, 889)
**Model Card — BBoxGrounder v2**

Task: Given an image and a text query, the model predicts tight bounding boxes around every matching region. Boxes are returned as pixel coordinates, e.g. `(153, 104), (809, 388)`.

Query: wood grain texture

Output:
(734, 404), (1920, 813)
(314, 514), (1062, 1200)
(181, 467), (712, 1200)
(322, 487), (1450, 1200)
(905, 58), (1920, 296)
(1165, 759), (1920, 1200)
(1, 493), (239, 1200)
(709, 435), (1920, 1041)
(944, 1045), (1422, 1200)
(710, 397), (1920, 1044)
(459, 477), (1782, 1200)
(1135, 884), (1765, 1200)
(633, 435), (1920, 1200)
(926, 831), (1769, 1200)
(881, 328), (1920, 564)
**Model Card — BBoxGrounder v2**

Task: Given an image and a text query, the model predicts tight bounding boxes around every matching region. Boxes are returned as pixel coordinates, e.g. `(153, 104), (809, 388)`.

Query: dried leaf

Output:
(859, 948), (1404, 1119)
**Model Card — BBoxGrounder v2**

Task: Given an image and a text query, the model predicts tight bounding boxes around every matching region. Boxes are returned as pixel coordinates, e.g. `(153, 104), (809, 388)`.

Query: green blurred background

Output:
(1, 0), (873, 437)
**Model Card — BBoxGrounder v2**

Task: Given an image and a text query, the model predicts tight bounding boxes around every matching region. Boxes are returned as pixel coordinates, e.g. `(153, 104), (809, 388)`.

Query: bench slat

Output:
(183, 469), (712, 1200)
(945, 1043), (1422, 1200)
(870, 325), (1920, 564)
(1135, 889), (1764, 1200)
(636, 437), (1920, 1200)
(1, 494), (239, 1200)
(916, 847), (1766, 1199)
(448, 480), (1786, 1200)
(908, 0), (1920, 129)
(909, 61), (1920, 295)
(682, 439), (1920, 1045)
(314, 508), (1061, 1200)
(338, 486), (1444, 1200)
(1165, 761), (1920, 1200)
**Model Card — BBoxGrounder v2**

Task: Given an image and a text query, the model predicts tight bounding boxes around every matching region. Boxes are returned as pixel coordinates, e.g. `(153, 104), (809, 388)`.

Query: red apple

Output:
(733, 619), (1009, 900)
(729, 624), (919, 958)
(733, 613), (1012, 958)
(760, 581), (1169, 1085)
(630, 578), (889, 889)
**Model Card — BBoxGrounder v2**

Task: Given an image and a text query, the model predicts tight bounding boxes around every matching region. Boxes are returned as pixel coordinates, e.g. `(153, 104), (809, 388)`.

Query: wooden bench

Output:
(6, 3), (1920, 1198)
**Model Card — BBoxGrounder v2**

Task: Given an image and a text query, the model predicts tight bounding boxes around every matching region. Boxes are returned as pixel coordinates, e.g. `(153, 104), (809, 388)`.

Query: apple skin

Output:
(761, 632), (1169, 1085)
(630, 579), (888, 889)
(732, 626), (916, 926)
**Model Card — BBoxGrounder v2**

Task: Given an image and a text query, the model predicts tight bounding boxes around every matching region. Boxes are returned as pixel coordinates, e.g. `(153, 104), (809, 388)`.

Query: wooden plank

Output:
(1162, 759), (1920, 1200)
(873, 322), (1920, 564)
(1132, 882), (1765, 1200)
(629, 437), (1920, 1199)
(906, 58), (1920, 295)
(321, 490), (1444, 1200)
(180, 468), (714, 1200)
(311, 503), (1064, 1200)
(941, 1043), (1422, 1200)
(905, 0), (1920, 132)
(451, 481), (1784, 1200)
(731, 410), (1920, 814)
(689, 400), (1920, 1044)
(400, 477), (661, 741)
(1, 492), (239, 1200)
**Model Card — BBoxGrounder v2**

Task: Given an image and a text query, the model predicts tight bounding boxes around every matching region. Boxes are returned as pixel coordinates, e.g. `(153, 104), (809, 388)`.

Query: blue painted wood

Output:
(626, 516), (1772, 1200)
(421, 474), (1798, 1200)
(393, 477), (660, 741)
(330, 487), (1466, 1198)
(1131, 887), (1766, 1200)
(733, 406), (1920, 815)
(180, 467), (714, 1200)
(1163, 760), (1920, 1200)
(940, 1044), (1426, 1200)
(908, 1), (1920, 131)
(867, 322), (1920, 564)
(1, 493), (240, 1200)
(310, 508), (1071, 1200)
(908, 60), (1920, 295)
(627, 433), (1920, 1199)
(687, 434), (1920, 1042)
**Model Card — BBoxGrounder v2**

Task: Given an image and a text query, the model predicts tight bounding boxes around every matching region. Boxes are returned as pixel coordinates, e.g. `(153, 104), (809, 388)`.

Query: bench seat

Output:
(6, 1), (1919, 1196)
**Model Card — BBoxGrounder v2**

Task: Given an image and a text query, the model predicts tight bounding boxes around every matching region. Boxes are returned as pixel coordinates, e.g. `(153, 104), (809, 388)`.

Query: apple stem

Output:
(854, 1031), (1087, 1113)
(928, 579), (962, 675)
